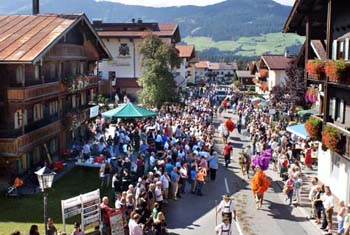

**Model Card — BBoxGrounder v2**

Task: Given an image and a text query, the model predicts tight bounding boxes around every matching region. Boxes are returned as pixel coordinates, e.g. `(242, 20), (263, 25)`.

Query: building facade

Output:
(174, 45), (196, 88)
(93, 20), (180, 95)
(255, 55), (293, 94)
(284, 0), (350, 202)
(0, 14), (110, 179)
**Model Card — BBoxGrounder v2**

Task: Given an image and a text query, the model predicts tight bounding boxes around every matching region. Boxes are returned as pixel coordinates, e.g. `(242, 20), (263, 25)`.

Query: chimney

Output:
(132, 18), (135, 23)
(32, 0), (39, 15)
(284, 49), (289, 58)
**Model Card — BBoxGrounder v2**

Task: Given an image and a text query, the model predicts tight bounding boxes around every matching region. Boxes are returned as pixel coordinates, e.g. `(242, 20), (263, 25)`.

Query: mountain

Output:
(0, 0), (303, 59)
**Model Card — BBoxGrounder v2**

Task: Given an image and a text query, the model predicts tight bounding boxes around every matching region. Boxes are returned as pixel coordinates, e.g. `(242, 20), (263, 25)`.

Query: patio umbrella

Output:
(102, 102), (157, 119)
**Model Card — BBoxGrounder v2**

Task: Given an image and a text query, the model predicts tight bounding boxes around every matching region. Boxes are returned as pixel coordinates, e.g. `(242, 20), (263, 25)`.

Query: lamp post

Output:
(35, 166), (56, 235)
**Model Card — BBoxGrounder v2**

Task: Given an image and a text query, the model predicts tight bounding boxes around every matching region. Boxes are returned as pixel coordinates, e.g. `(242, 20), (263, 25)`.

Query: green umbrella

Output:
(102, 103), (157, 119)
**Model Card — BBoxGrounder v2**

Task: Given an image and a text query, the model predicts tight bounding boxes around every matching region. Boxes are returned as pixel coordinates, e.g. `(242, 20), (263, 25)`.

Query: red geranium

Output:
(304, 117), (322, 140)
(322, 126), (341, 153)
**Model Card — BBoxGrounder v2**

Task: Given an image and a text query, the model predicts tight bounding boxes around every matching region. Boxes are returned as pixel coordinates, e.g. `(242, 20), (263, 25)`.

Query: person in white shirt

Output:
(215, 217), (232, 235)
(321, 186), (334, 234)
(155, 181), (164, 210)
(128, 214), (143, 235)
(216, 195), (236, 224)
(160, 172), (170, 203)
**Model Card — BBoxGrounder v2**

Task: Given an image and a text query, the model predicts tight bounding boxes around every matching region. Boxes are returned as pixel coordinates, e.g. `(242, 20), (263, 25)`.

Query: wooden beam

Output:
(323, 0), (333, 125)
(305, 16), (311, 88)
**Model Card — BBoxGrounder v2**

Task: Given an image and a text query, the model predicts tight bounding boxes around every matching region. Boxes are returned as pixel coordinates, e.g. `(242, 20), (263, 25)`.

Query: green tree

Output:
(138, 35), (181, 107)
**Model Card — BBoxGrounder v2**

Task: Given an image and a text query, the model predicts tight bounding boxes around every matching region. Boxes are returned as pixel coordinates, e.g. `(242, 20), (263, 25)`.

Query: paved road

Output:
(165, 110), (323, 235)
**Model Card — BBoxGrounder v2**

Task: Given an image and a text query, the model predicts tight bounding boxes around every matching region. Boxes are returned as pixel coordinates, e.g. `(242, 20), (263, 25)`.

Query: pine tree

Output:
(138, 35), (181, 108)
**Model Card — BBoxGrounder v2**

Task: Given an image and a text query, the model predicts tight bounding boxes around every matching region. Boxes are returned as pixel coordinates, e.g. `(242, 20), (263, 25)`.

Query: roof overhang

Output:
(282, 0), (328, 39)
(1, 14), (112, 65)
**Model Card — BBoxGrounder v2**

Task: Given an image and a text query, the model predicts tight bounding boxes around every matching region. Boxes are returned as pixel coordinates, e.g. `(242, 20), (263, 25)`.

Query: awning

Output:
(102, 102), (157, 119)
(286, 124), (309, 139)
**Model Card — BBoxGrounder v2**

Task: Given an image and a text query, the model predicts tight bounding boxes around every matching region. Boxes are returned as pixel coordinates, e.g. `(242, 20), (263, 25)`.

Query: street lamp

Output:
(35, 167), (56, 235)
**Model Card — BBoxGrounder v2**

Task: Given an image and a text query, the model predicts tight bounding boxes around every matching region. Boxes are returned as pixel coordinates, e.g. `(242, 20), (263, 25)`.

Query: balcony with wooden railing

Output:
(7, 81), (65, 101)
(0, 119), (63, 156)
(44, 43), (86, 60)
(61, 75), (100, 93)
(306, 59), (350, 87)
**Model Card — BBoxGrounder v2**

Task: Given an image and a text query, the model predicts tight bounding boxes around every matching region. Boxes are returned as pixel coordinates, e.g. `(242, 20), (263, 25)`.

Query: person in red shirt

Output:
(100, 196), (114, 235)
(223, 144), (233, 167)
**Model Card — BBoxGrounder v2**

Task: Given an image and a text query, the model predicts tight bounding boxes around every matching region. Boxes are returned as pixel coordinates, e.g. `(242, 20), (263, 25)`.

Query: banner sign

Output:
(90, 105), (99, 118)
(61, 189), (100, 233)
(110, 211), (124, 235)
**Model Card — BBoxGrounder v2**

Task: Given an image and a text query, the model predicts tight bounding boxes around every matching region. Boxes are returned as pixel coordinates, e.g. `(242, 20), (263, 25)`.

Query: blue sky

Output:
(98, 0), (295, 7)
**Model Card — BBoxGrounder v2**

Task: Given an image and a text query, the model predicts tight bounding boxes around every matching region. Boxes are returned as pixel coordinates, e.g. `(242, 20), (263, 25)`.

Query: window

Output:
(329, 98), (336, 121)
(336, 99), (345, 123)
(33, 103), (43, 121)
(14, 110), (22, 129)
(34, 65), (40, 80)
(50, 137), (58, 154)
(81, 92), (86, 106)
(16, 65), (24, 84)
(49, 63), (56, 80)
(72, 95), (76, 108)
(108, 71), (116, 80)
(338, 41), (344, 59)
(71, 62), (77, 75)
(79, 62), (85, 75)
(49, 100), (58, 115)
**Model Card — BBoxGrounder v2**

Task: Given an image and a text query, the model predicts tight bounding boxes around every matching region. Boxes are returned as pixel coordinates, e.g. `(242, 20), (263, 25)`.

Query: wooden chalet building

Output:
(284, 0), (350, 202)
(0, 13), (110, 178)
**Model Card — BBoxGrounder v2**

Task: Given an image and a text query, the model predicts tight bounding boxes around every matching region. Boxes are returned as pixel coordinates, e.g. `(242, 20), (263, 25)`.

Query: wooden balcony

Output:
(325, 122), (350, 160)
(7, 81), (65, 101)
(0, 120), (63, 156)
(45, 43), (86, 60)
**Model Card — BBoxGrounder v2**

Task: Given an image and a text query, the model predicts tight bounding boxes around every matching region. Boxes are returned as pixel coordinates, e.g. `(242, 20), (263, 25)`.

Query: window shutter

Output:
(332, 40), (337, 60)
(23, 109), (27, 125)
(345, 38), (349, 60)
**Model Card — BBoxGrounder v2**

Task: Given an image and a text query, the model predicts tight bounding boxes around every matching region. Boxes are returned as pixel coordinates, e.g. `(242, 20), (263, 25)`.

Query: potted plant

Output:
(260, 82), (268, 92)
(306, 59), (324, 79)
(305, 87), (318, 104)
(304, 116), (322, 140)
(324, 60), (347, 82)
(322, 125), (342, 153)
(259, 69), (268, 78)
(62, 76), (74, 87)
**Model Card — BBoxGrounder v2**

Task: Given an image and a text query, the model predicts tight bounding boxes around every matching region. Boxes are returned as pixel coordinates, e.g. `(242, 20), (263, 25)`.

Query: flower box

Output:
(259, 69), (268, 78)
(304, 116), (322, 141)
(322, 125), (342, 153)
(306, 60), (324, 80)
(324, 60), (347, 83)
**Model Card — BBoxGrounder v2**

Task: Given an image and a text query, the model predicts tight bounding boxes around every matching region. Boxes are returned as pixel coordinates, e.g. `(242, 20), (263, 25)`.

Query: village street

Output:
(166, 109), (323, 235)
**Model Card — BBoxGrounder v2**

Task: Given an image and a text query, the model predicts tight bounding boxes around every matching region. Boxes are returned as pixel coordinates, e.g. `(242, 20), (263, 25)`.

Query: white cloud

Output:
(96, 0), (226, 7)
(273, 0), (295, 6)
(96, 0), (296, 7)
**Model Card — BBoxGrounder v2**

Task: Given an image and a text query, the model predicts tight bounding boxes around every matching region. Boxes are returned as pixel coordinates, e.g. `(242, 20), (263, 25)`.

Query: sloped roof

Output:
(95, 22), (179, 40)
(175, 45), (195, 58)
(194, 61), (209, 69)
(0, 14), (111, 63)
(236, 70), (255, 78)
(261, 55), (294, 70)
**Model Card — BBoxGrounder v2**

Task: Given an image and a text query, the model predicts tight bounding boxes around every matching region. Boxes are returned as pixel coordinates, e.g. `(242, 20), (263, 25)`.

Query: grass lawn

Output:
(183, 32), (304, 56)
(0, 167), (112, 235)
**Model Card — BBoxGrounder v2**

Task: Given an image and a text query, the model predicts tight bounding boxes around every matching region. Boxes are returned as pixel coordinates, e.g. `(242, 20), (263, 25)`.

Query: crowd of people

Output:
(94, 86), (233, 235)
(231, 96), (350, 235)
